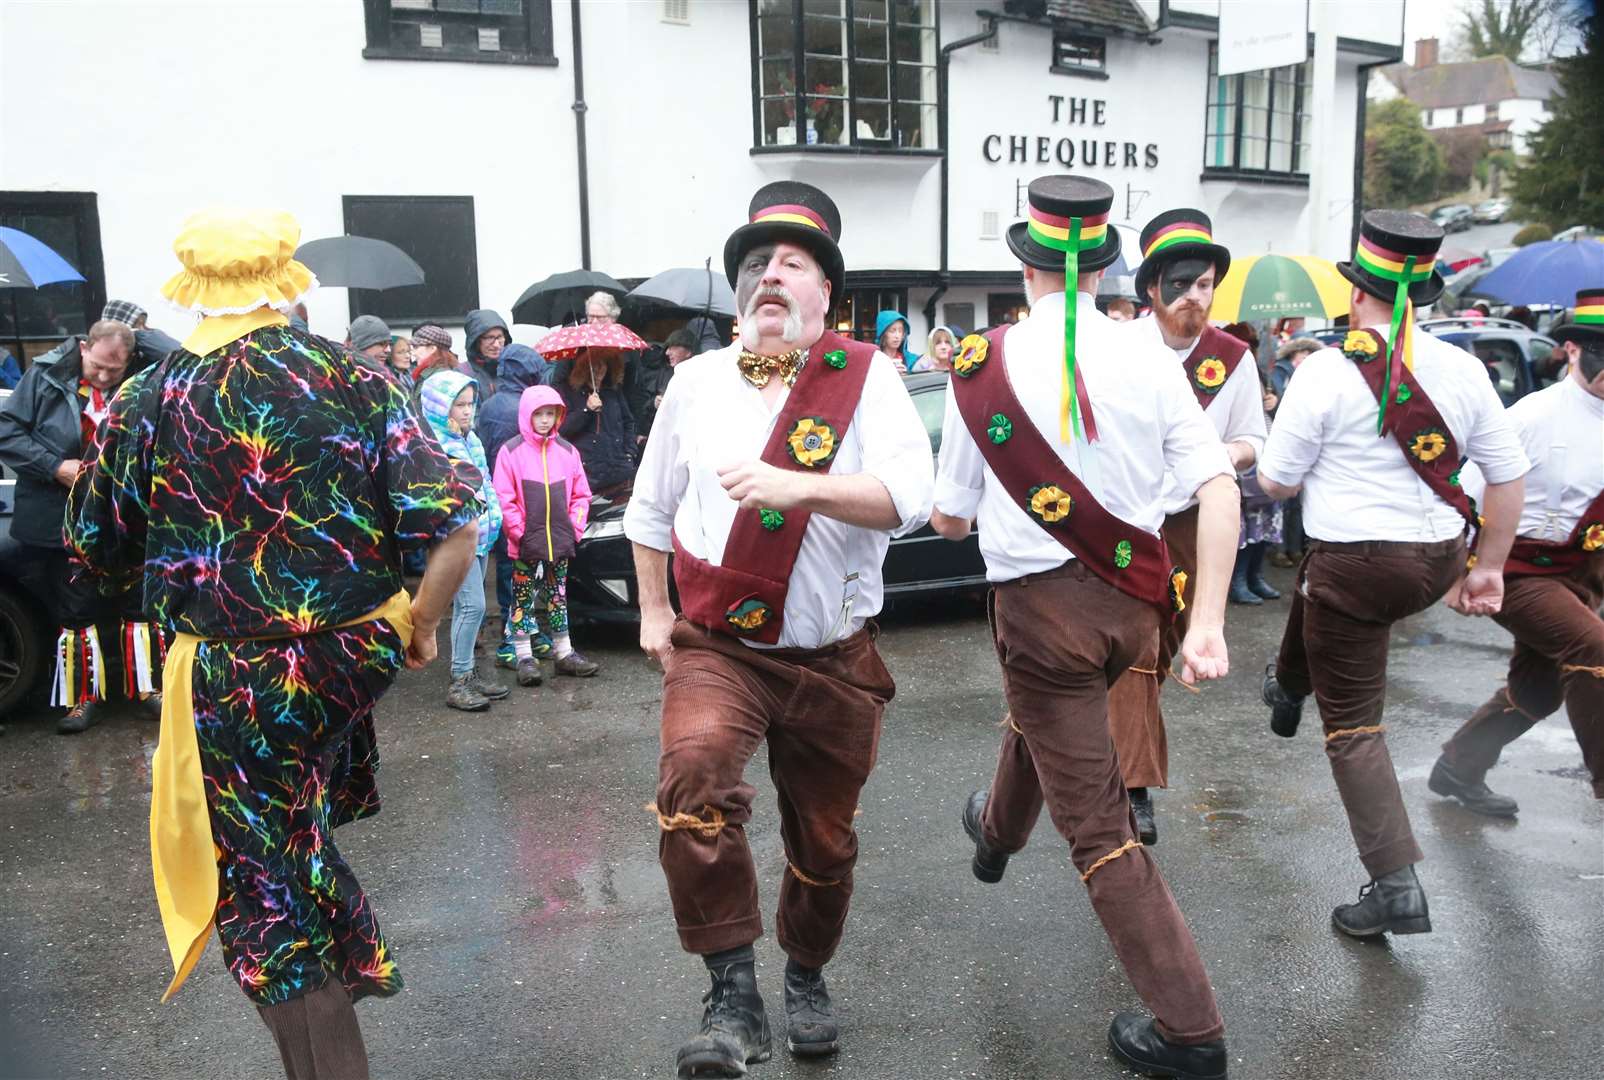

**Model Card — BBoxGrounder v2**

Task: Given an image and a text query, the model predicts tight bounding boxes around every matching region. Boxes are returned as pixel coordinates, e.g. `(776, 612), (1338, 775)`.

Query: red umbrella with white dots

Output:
(533, 321), (649, 359)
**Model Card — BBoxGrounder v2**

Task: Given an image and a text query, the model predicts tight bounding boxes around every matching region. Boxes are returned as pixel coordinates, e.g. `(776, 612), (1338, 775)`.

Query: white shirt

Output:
(934, 291), (1232, 583)
(623, 341), (934, 649)
(1459, 374), (1604, 542)
(1259, 323), (1530, 543)
(1126, 317), (1269, 514)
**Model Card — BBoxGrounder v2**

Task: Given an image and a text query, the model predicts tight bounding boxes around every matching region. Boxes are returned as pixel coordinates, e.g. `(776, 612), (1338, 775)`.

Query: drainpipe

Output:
(923, 16), (999, 331)
(570, 0), (592, 269)
(1350, 56), (1396, 250)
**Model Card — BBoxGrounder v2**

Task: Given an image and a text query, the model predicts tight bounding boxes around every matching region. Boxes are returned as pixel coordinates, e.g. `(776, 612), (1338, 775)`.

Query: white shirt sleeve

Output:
(1258, 349), (1331, 488)
(1459, 368), (1531, 486)
(1158, 359), (1233, 500)
(622, 373), (689, 551)
(1220, 358), (1268, 461)
(856, 353), (935, 537)
(933, 376), (985, 521)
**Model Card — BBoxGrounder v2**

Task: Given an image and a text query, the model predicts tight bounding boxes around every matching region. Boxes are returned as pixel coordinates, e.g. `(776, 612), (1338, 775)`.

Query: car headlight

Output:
(584, 518), (626, 541)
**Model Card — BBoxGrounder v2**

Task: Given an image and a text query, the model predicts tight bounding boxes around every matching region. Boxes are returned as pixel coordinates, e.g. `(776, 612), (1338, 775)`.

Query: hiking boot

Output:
(1108, 1012), (1227, 1079)
(554, 651), (599, 677)
(1247, 574), (1281, 600)
(469, 666), (510, 701)
(1129, 788), (1158, 845)
(494, 643), (518, 670)
(1263, 664), (1305, 738)
(530, 632), (554, 658)
(1331, 864), (1432, 938)
(962, 790), (1009, 883)
(675, 960), (771, 1079)
(1428, 756), (1519, 818)
(783, 960), (838, 1058)
(57, 700), (101, 735)
(446, 673), (490, 712)
(516, 657), (543, 687)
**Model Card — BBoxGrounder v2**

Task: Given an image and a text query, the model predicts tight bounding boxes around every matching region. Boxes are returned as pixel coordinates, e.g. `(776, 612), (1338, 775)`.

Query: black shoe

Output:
(1129, 788), (1158, 846)
(1331, 865), (1432, 938)
(1428, 756), (1519, 818)
(1108, 1012), (1227, 1079)
(676, 961), (771, 1078)
(1262, 664), (1305, 739)
(962, 790), (1009, 883)
(1228, 580), (1263, 605)
(1247, 576), (1281, 600)
(57, 700), (100, 735)
(136, 692), (163, 721)
(783, 960), (838, 1058)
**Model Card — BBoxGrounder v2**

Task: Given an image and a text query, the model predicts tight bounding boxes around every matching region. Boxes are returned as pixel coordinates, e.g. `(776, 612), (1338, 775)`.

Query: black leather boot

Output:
(676, 955), (771, 1078)
(1262, 664), (1305, 738)
(1108, 1012), (1227, 1079)
(962, 790), (1009, 883)
(1428, 755), (1519, 818)
(57, 700), (100, 735)
(1245, 543), (1280, 600)
(1331, 864), (1432, 938)
(1129, 787), (1158, 845)
(1228, 552), (1262, 605)
(783, 959), (838, 1057)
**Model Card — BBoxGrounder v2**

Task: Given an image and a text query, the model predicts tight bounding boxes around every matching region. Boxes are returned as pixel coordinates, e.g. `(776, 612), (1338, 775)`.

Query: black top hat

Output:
(1553, 286), (1604, 345)
(1337, 209), (1446, 307)
(1006, 175), (1122, 276)
(1133, 208), (1232, 299)
(723, 181), (846, 302)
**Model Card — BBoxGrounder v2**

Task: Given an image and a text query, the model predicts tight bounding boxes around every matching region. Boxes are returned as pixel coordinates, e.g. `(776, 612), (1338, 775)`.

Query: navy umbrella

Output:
(1466, 237), (1604, 307)
(513, 269), (626, 325)
(0, 226), (85, 289)
(294, 235), (424, 290)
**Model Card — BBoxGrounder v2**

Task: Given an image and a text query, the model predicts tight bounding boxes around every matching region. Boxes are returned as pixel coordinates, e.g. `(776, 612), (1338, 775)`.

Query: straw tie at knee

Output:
(1080, 838), (1141, 883)
(646, 802), (726, 839)
(1127, 664), (1201, 694)
(1500, 687), (1542, 723)
(787, 861), (841, 888)
(1560, 664), (1604, 679)
(1325, 724), (1385, 743)
(1004, 714), (1024, 735)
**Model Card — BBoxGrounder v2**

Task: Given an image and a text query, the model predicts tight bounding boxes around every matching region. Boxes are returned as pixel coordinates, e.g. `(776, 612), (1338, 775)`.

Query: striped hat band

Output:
(1026, 207), (1109, 253)
(1354, 236), (1436, 283)
(1574, 290), (1604, 324)
(1144, 221), (1213, 259)
(750, 203), (831, 235)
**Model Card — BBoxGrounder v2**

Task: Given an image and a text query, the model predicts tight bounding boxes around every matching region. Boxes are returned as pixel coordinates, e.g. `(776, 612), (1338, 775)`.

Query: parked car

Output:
(1431, 204), (1474, 233)
(0, 389), (54, 717)
(1472, 198), (1510, 224)
(1305, 319), (1562, 407)
(567, 371), (988, 624)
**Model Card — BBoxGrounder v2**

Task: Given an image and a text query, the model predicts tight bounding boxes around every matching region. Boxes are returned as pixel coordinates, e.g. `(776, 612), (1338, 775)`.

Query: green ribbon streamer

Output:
(1064, 217), (1082, 441)
(1377, 254), (1416, 434)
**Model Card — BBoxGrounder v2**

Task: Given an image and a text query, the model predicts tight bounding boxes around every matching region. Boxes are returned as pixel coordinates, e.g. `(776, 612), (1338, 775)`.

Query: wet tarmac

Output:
(1, 565), (1600, 1079)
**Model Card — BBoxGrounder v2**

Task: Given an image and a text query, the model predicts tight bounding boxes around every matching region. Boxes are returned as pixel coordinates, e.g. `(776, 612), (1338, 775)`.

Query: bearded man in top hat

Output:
(1258, 209), (1529, 938)
(1104, 209), (1266, 843)
(1429, 287), (1604, 818)
(624, 180), (934, 1078)
(931, 175), (1239, 1079)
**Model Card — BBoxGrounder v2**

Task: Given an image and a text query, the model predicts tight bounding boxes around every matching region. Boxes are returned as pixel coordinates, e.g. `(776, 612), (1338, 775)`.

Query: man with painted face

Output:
(624, 180), (933, 1079)
(1257, 210), (1528, 938)
(1105, 210), (1265, 844)
(1430, 288), (1604, 818)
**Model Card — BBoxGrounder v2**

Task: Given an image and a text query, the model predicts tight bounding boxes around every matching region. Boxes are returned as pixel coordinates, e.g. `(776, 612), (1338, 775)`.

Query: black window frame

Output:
(749, 0), (943, 154)
(831, 286), (909, 344)
(362, 0), (556, 66)
(341, 194), (480, 327)
(1201, 41), (1311, 185)
(0, 191), (106, 372)
(1050, 30), (1108, 80)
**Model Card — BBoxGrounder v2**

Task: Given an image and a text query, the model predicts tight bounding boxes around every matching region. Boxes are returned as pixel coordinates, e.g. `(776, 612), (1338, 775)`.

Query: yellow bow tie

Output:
(737, 349), (806, 389)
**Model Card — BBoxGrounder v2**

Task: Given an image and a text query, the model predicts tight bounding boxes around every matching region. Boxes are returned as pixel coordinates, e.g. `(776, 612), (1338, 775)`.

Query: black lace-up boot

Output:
(783, 959), (838, 1057)
(1331, 864), (1432, 937)
(675, 948), (771, 1079)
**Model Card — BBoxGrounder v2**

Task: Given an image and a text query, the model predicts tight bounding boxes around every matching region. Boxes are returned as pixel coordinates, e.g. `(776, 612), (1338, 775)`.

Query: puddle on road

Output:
(1398, 631), (1449, 647)
(1195, 780), (1253, 827)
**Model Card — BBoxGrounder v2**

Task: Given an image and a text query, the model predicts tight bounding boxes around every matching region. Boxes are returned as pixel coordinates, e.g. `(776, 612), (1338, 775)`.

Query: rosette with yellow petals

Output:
(1193, 356), (1228, 393)
(787, 417), (838, 467)
(1408, 428), (1449, 464)
(1027, 483), (1073, 523)
(1583, 523), (1604, 553)
(1342, 331), (1379, 361)
(726, 597), (773, 633)
(952, 334), (989, 377)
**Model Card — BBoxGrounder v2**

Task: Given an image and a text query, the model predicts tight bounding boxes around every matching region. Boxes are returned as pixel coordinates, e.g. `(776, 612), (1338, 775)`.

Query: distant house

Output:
(1370, 37), (1557, 154)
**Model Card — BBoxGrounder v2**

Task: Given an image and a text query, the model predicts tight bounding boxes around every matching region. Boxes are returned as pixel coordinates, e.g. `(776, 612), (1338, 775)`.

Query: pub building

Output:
(0, 0), (1404, 365)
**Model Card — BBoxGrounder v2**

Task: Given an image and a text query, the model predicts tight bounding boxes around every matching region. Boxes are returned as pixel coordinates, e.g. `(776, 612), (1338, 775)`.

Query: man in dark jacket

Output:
(627, 329), (690, 444)
(0, 320), (162, 733)
(478, 343), (551, 664)
(464, 309), (511, 394)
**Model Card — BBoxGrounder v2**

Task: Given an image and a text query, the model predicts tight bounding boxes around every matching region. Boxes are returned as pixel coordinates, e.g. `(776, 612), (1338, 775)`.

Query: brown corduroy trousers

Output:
(257, 981), (369, 1080)
(654, 618), (894, 968)
(1441, 561), (1604, 799)
(1274, 536), (1466, 878)
(980, 561), (1225, 1046)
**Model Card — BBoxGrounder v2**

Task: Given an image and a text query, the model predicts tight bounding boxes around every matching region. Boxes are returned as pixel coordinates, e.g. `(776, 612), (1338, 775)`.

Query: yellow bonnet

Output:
(160, 208), (316, 316)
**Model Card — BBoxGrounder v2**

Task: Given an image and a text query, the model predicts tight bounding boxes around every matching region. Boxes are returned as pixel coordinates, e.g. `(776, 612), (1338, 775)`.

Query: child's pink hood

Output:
(518, 384), (567, 443)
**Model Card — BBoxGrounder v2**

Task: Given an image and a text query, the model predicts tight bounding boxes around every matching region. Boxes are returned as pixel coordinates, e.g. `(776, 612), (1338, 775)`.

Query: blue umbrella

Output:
(1468, 237), (1604, 307)
(0, 226), (85, 289)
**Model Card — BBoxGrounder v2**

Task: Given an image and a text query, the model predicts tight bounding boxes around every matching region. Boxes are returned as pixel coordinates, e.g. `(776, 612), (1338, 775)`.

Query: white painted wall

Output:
(1497, 97), (1550, 154)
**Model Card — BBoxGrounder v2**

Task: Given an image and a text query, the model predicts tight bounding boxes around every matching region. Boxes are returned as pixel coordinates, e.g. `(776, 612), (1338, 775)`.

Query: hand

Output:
(1262, 390), (1279, 412)
(637, 435), (647, 446)
(717, 460), (810, 511)
(405, 616), (439, 670)
(1450, 566), (1505, 616)
(586, 392), (603, 411)
(54, 458), (82, 488)
(654, 394), (664, 410)
(640, 605), (675, 667)
(1178, 624), (1230, 685)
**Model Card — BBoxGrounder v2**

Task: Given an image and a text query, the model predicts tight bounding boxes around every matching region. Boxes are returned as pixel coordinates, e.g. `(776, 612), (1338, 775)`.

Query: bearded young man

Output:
(623, 180), (933, 1079)
(1104, 210), (1266, 843)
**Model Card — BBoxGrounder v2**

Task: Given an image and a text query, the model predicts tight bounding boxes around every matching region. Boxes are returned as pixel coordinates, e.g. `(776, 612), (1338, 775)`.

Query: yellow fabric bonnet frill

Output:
(160, 209), (316, 356)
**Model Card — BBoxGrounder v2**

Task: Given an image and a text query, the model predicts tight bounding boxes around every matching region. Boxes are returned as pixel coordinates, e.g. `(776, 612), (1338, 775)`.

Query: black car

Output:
(567, 371), (989, 623)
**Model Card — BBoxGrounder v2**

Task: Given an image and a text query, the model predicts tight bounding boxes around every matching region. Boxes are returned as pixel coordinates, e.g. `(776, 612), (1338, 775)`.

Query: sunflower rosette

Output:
(952, 334), (989, 378)
(787, 417), (838, 468)
(1341, 331), (1379, 362)
(1193, 356), (1228, 394)
(1027, 483), (1073, 524)
(1170, 568), (1189, 613)
(1408, 428), (1449, 464)
(1583, 523), (1604, 553)
(726, 597), (773, 633)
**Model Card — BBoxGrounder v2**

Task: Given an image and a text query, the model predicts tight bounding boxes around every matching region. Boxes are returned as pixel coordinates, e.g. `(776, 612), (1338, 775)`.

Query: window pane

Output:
(763, 97), (799, 145)
(344, 196), (478, 324)
(851, 100), (890, 142)
(758, 12), (795, 58)
(894, 0), (934, 28)
(1268, 139), (1293, 172)
(855, 0), (888, 20)
(761, 57), (794, 96)
(854, 60), (889, 100)
(435, 0), (478, 12)
(810, 96), (850, 144)
(895, 62), (934, 104)
(803, 14), (847, 59)
(805, 56), (846, 94)
(895, 101), (936, 148)
(801, 0), (844, 16)
(893, 24), (934, 64)
(854, 11), (888, 61)
(480, 0), (522, 13)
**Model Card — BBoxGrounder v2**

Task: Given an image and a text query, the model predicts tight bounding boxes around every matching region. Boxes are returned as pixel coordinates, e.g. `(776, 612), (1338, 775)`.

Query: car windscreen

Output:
(910, 382), (946, 454)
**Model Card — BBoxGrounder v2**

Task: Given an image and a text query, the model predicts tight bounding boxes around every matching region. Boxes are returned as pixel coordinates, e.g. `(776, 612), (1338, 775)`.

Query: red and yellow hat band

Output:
(1026, 207), (1109, 253)
(750, 203), (831, 235)
(1143, 221), (1213, 259)
(1354, 236), (1436, 283)
(1574, 291), (1604, 325)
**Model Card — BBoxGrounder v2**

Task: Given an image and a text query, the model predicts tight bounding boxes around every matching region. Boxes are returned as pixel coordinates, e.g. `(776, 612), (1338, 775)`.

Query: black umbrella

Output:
(627, 261), (737, 318)
(294, 236), (425, 290)
(512, 269), (625, 325)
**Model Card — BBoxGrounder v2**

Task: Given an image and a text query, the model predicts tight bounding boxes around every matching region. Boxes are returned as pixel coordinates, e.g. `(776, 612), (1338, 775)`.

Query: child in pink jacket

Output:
(492, 384), (599, 682)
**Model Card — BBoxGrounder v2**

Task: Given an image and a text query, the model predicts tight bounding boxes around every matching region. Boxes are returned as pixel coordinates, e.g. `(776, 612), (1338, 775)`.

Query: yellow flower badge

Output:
(1583, 523), (1604, 552)
(1408, 428), (1449, 464)
(726, 597), (772, 633)
(1342, 331), (1379, 361)
(787, 417), (838, 468)
(1170, 568), (1189, 613)
(952, 334), (989, 377)
(1027, 483), (1073, 523)
(1193, 356), (1228, 394)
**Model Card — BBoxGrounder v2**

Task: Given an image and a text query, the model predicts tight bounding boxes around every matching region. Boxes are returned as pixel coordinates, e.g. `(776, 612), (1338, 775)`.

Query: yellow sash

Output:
(152, 590), (414, 1001)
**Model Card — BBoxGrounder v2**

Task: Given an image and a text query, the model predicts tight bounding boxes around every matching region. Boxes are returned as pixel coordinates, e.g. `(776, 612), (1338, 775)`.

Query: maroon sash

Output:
(1183, 324), (1248, 412)
(1343, 327), (1478, 530)
(671, 331), (876, 644)
(949, 327), (1178, 616)
(1505, 487), (1604, 577)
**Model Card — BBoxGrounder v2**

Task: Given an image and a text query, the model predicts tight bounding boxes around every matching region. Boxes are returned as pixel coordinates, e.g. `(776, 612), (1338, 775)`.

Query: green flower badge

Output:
(987, 414), (1013, 445)
(1113, 540), (1133, 569)
(825, 349), (848, 370)
(759, 509), (785, 531)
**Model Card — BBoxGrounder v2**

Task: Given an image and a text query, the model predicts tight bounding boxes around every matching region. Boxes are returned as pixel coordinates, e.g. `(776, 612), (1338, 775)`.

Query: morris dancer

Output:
(932, 175), (1238, 1079)
(624, 181), (933, 1079)
(1258, 210), (1528, 937)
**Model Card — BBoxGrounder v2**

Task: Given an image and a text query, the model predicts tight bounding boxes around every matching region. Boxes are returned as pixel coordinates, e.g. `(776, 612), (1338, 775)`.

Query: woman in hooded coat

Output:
(555, 348), (638, 497)
(875, 309), (919, 373)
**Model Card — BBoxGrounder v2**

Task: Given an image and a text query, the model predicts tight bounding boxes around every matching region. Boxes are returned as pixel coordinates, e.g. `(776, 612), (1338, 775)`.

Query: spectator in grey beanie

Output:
(347, 315), (393, 364)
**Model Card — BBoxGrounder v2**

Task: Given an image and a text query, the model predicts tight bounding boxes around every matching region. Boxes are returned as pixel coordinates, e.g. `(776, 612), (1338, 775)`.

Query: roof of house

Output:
(1379, 55), (1558, 109)
(1045, 0), (1155, 36)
